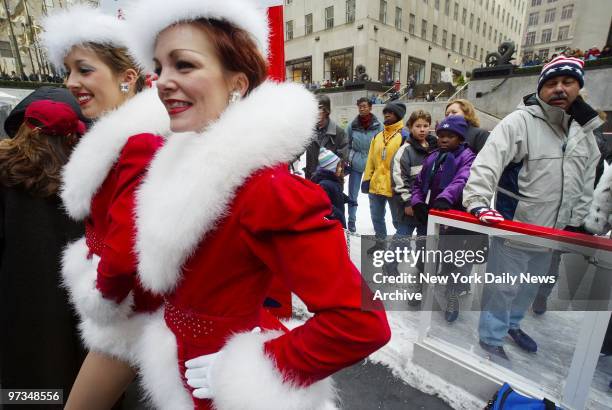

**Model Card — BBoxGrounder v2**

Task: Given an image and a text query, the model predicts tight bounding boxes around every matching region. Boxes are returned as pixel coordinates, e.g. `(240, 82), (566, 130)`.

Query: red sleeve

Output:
(96, 133), (163, 303)
(239, 167), (390, 386)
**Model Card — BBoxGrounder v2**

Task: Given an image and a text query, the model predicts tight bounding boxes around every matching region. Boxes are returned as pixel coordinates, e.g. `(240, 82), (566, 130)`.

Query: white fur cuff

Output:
(61, 238), (134, 325)
(210, 331), (338, 410)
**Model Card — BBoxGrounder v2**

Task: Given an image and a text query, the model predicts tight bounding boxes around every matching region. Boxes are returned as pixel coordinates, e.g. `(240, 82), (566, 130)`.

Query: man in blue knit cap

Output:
(463, 56), (603, 361)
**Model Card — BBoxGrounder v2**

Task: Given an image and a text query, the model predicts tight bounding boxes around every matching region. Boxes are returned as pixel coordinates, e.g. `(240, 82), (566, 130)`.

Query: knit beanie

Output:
(436, 115), (468, 140)
(317, 94), (331, 114)
(318, 148), (340, 171)
(537, 56), (585, 93)
(382, 101), (406, 121)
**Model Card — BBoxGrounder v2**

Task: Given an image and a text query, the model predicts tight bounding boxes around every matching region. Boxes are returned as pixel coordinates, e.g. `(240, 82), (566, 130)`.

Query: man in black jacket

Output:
(304, 94), (348, 179)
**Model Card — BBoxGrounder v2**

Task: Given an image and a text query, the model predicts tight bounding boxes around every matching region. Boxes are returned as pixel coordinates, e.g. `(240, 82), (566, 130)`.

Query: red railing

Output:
(429, 209), (612, 252)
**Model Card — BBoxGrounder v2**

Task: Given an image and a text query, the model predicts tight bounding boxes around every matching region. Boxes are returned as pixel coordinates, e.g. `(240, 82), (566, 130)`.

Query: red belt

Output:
(85, 226), (104, 256)
(163, 301), (261, 352)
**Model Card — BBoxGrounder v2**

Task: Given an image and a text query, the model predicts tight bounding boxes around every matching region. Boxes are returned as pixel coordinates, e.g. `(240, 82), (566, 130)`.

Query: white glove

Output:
(185, 327), (261, 399)
(473, 207), (504, 225)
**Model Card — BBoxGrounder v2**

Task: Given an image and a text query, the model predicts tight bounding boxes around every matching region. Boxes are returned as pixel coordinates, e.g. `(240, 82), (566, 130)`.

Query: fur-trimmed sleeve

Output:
(96, 133), (163, 302)
(238, 167), (390, 385)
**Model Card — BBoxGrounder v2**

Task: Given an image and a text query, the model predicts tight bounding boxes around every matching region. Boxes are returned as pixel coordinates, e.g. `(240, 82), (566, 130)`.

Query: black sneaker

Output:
(532, 295), (547, 315)
(348, 222), (356, 233)
(366, 241), (386, 256)
(508, 328), (538, 353)
(445, 292), (459, 323)
(479, 340), (510, 361)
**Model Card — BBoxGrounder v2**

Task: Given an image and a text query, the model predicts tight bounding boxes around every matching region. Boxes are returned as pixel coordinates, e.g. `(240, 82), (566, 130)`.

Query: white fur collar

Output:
(135, 82), (317, 294)
(61, 88), (170, 220)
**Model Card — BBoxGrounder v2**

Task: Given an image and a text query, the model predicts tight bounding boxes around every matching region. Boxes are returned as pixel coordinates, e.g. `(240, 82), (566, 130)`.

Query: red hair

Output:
(196, 19), (268, 95)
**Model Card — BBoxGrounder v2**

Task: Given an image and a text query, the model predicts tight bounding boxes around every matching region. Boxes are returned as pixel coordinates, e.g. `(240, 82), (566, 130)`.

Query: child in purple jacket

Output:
(411, 115), (476, 322)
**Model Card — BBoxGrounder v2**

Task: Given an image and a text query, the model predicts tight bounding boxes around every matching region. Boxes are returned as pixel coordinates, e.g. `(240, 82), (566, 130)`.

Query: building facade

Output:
(0, 0), (99, 79)
(520, 0), (611, 62)
(284, 0), (527, 88)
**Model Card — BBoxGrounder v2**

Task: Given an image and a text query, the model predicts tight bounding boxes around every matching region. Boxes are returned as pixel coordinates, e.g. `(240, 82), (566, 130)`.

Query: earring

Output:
(229, 91), (242, 104)
(120, 82), (130, 93)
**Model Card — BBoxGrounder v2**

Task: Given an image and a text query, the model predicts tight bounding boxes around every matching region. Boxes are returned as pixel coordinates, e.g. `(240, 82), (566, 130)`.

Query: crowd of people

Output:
(303, 54), (611, 366)
(0, 71), (64, 83)
(521, 44), (612, 67)
(0, 1), (611, 408)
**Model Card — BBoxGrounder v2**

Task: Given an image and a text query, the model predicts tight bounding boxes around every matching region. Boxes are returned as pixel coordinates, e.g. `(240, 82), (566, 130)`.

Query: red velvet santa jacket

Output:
(133, 82), (391, 410)
(60, 88), (169, 363)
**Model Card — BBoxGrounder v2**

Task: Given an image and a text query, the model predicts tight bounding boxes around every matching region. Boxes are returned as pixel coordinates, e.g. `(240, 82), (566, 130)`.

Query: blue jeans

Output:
(396, 222), (427, 236)
(369, 194), (398, 239)
(347, 170), (363, 229)
(479, 237), (553, 346)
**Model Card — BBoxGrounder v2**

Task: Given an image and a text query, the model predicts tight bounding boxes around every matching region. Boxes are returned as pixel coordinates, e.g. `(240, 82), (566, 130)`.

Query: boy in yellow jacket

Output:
(362, 101), (406, 253)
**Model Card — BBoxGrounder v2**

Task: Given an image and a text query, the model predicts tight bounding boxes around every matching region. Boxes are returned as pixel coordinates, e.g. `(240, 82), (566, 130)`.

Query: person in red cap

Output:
(0, 99), (85, 398)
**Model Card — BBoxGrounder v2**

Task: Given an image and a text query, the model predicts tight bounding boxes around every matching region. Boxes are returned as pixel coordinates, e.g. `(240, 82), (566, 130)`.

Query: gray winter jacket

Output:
(463, 93), (603, 229)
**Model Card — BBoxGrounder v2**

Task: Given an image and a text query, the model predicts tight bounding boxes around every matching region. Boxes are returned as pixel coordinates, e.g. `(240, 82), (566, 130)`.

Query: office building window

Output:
(488, 25), (492, 40)
(0, 41), (13, 58)
(409, 13), (416, 35)
(544, 8), (555, 23)
(442, 29), (448, 47)
(421, 19), (427, 38)
(467, 41), (471, 56)
(285, 20), (293, 40)
(528, 12), (539, 26)
(408, 57), (426, 84)
(525, 31), (536, 45)
(476, 18), (480, 33)
(541, 28), (552, 43)
(531, 0), (541, 5)
(445, 0), (450, 15)
(433, 25), (438, 43)
(470, 13), (474, 29)
(379, 0), (387, 23)
(459, 38), (464, 54)
(462, 8), (467, 25)
(431, 63), (445, 84)
(286, 57), (311, 83)
(435, 0), (440, 10)
(557, 25), (570, 40)
(480, 48), (484, 61)
(454, 2), (459, 20)
(305, 13), (313, 35)
(325, 6), (334, 29)
(346, 0), (356, 23)
(451, 34), (456, 51)
(561, 4), (573, 20)
(324, 47), (353, 81)
(379, 48), (401, 84)
(395, 7), (402, 29)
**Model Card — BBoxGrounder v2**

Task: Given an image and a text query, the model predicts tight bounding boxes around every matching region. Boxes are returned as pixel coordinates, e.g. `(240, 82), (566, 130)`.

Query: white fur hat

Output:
(124, 0), (269, 73)
(41, 6), (128, 70)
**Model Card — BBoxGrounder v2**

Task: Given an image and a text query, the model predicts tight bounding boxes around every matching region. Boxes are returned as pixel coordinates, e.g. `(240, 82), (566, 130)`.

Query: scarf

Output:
(421, 144), (467, 197)
(382, 120), (404, 144)
(358, 113), (373, 130)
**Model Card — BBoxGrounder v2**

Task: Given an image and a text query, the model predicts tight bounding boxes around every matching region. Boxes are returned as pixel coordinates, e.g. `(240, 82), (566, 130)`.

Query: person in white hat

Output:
(121, 0), (391, 408)
(41, 5), (169, 408)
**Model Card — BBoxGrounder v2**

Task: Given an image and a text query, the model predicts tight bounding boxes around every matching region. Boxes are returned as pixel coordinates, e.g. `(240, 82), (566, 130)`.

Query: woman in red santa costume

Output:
(41, 6), (168, 408)
(123, 0), (391, 409)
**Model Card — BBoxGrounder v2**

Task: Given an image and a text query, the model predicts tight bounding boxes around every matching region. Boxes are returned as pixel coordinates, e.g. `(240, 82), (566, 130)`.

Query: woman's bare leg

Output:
(65, 351), (135, 410)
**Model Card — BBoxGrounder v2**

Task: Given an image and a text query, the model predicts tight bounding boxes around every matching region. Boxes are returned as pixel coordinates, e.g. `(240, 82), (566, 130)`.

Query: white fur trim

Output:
(136, 82), (317, 294)
(210, 331), (337, 410)
(79, 310), (157, 365)
(41, 5), (128, 69)
(61, 238), (134, 324)
(61, 88), (169, 220)
(585, 163), (612, 234)
(124, 0), (268, 72)
(61, 238), (158, 364)
(135, 311), (193, 410)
